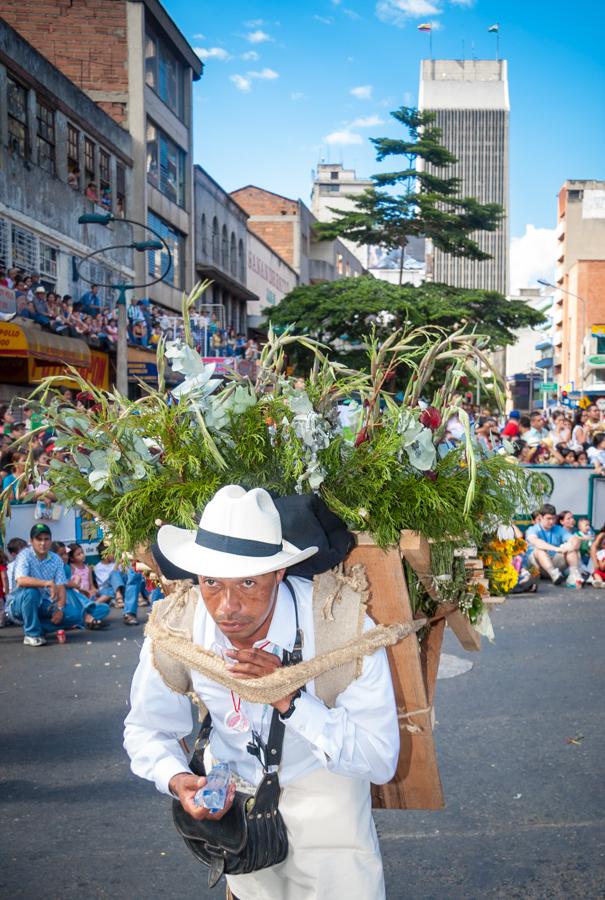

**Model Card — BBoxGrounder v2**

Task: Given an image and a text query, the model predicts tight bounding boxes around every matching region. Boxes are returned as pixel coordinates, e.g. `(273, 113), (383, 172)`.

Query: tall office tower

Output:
(419, 59), (510, 294)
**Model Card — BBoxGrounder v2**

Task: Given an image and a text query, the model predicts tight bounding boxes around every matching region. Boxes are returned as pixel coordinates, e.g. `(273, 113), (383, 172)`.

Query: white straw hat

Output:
(157, 485), (319, 578)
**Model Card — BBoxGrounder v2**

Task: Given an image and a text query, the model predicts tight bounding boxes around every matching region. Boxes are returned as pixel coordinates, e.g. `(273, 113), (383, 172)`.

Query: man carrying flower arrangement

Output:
(525, 503), (583, 589)
(124, 485), (399, 899)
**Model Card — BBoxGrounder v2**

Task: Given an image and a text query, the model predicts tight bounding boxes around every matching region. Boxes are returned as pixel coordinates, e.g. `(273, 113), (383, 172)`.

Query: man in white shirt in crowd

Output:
(124, 485), (398, 899)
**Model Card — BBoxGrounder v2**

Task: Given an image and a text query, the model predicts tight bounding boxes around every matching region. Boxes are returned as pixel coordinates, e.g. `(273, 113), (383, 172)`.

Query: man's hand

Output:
(169, 773), (236, 821)
(50, 606), (64, 625)
(226, 649), (292, 713)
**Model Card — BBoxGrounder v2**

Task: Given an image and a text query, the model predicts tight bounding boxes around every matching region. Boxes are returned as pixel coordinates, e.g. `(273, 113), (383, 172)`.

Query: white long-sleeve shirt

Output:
(123, 576), (399, 796)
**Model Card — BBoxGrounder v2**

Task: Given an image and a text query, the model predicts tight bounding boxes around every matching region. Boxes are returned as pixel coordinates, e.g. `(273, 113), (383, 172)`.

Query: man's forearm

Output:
(16, 576), (53, 589)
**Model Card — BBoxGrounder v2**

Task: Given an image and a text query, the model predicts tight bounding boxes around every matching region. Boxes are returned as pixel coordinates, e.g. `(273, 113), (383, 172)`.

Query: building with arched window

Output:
(194, 165), (254, 338)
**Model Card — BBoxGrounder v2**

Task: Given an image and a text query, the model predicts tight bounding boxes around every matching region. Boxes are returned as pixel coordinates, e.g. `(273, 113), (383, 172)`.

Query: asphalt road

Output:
(1, 582), (604, 900)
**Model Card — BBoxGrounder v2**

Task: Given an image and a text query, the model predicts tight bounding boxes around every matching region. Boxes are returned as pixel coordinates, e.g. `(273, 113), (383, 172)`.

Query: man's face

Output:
(589, 406), (601, 422)
(31, 533), (51, 557)
(199, 569), (286, 645)
(531, 415), (544, 430)
(540, 513), (557, 530)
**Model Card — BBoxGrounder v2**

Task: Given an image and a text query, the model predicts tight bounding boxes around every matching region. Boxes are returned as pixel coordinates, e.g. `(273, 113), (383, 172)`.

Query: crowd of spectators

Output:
(443, 404), (605, 468)
(0, 266), (257, 360)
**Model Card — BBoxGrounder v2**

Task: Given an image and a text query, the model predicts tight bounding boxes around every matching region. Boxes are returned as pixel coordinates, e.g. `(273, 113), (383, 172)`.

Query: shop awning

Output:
(0, 320), (90, 368)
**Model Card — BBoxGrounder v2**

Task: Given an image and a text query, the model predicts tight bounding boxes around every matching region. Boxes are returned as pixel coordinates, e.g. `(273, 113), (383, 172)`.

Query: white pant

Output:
(227, 766), (385, 900)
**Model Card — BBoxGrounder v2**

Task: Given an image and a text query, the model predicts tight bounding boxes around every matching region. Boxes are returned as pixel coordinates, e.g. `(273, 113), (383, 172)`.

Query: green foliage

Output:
(314, 106), (503, 278)
(266, 277), (546, 374)
(8, 293), (537, 566)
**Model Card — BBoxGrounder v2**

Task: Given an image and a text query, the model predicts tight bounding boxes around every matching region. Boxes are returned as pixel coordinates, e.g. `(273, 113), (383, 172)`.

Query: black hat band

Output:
(195, 528), (283, 558)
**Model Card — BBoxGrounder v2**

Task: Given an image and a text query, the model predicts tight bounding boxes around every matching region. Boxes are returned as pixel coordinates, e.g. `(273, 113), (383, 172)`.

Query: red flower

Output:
(419, 406), (441, 430)
(425, 470), (438, 481)
(354, 427), (368, 447)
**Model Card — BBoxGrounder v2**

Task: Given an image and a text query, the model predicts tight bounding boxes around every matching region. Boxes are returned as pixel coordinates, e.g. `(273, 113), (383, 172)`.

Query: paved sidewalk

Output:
(0, 583), (603, 899)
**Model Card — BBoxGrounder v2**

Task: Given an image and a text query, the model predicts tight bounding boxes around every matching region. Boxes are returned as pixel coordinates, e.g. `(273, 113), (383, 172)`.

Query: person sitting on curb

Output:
(51, 542), (110, 630)
(5, 523), (69, 646)
(525, 503), (583, 589)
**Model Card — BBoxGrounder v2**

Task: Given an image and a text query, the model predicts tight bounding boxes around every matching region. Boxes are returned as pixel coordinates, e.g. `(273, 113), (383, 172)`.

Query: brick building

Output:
(230, 186), (364, 286)
(554, 181), (605, 394)
(2, 0), (203, 311)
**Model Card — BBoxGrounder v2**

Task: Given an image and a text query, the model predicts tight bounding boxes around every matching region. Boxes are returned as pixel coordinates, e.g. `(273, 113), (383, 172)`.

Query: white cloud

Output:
(194, 46), (231, 62)
(450, 0), (474, 5)
(376, 0), (441, 27)
(241, 50), (260, 60)
(510, 225), (557, 295)
(350, 114), (384, 127)
(249, 67), (279, 80)
(192, 33), (206, 40)
(246, 29), (273, 43)
(245, 18), (265, 27)
(350, 84), (373, 99)
(230, 74), (252, 93)
(324, 129), (364, 145)
(291, 91), (306, 101)
(314, 14), (334, 24)
(343, 8), (362, 19)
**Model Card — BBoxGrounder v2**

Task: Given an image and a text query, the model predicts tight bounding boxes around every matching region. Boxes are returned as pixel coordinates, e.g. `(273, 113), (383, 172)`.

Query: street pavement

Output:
(1, 582), (604, 900)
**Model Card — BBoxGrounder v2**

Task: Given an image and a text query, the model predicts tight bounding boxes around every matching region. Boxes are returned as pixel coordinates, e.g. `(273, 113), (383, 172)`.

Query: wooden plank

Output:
(447, 608), (482, 651)
(420, 617), (446, 707)
(346, 540), (445, 810)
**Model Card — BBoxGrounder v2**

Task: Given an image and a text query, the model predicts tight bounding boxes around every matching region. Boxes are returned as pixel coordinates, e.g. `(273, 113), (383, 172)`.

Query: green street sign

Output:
(538, 382), (558, 392)
(586, 355), (605, 366)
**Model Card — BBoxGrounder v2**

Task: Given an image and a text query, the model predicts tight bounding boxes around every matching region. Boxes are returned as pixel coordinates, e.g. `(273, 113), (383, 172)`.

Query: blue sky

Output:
(165, 0), (605, 289)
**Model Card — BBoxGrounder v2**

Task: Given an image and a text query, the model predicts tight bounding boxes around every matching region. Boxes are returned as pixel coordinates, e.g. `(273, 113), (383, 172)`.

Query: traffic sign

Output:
(538, 382), (558, 392)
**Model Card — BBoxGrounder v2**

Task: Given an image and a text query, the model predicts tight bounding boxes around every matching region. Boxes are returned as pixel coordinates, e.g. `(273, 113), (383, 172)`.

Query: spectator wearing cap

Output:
(501, 410), (521, 438)
(32, 286), (51, 327)
(5, 523), (75, 647)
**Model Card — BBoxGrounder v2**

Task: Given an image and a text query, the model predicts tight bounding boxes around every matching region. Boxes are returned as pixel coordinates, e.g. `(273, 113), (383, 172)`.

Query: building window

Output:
(230, 232), (237, 277)
(116, 163), (126, 217)
(146, 120), (186, 206)
(319, 184), (339, 194)
(84, 138), (96, 195)
(221, 226), (229, 270)
(212, 218), (219, 263)
(238, 238), (245, 283)
(99, 149), (112, 211)
(39, 241), (58, 280)
(597, 337), (605, 355)
(330, 171), (338, 180)
(201, 214), (207, 255)
(336, 253), (344, 276)
(67, 124), (80, 188)
(0, 220), (9, 269)
(36, 100), (55, 175)
(147, 211), (184, 289)
(145, 30), (183, 118)
(7, 77), (29, 159)
(11, 224), (37, 272)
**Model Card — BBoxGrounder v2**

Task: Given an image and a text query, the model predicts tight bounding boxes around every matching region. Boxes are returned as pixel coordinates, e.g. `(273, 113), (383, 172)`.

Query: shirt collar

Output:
(204, 580), (296, 656)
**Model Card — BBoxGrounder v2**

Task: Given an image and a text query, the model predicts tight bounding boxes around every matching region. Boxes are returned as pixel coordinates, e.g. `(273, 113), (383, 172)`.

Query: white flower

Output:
(474, 610), (495, 643)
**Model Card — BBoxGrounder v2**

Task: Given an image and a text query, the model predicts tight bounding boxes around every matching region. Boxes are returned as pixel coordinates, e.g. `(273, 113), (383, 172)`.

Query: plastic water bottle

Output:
(193, 763), (230, 812)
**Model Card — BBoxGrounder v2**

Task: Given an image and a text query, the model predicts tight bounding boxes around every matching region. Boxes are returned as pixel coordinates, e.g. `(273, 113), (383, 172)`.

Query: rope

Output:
(397, 706), (433, 734)
(145, 617), (426, 704)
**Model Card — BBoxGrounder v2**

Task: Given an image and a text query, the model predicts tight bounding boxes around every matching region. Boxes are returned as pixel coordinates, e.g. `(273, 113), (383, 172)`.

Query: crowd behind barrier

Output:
(0, 264), (260, 361)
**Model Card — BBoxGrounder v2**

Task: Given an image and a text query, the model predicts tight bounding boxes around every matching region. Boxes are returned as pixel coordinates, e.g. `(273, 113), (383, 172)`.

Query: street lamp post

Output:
(77, 213), (172, 395)
(538, 278), (587, 395)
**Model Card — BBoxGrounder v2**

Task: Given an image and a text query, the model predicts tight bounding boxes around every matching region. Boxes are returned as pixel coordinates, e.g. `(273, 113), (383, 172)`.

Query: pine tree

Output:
(314, 107), (503, 284)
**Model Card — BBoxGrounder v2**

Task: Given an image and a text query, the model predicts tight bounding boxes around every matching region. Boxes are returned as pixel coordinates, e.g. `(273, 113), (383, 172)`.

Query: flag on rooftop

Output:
(417, 23), (432, 32)
(488, 24), (499, 32)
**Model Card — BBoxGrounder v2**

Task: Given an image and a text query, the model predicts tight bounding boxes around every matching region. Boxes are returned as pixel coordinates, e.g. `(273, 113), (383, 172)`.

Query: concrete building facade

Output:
(0, 19), (134, 299)
(553, 181), (605, 394)
(231, 185), (364, 286)
(419, 59), (510, 294)
(311, 163), (373, 268)
(193, 166), (255, 336)
(1, 0), (202, 311)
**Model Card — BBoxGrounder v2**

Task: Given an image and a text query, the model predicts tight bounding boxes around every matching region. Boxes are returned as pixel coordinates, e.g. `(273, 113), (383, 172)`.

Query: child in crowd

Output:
(94, 542), (125, 607)
(52, 541), (110, 629)
(6, 537), (27, 595)
(67, 543), (95, 598)
(0, 548), (9, 627)
(575, 517), (595, 565)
